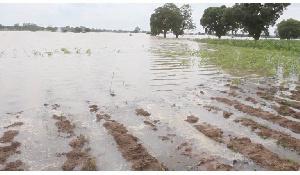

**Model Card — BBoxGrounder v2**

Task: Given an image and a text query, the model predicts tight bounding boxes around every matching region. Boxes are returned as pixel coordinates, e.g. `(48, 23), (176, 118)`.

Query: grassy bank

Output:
(194, 39), (300, 77)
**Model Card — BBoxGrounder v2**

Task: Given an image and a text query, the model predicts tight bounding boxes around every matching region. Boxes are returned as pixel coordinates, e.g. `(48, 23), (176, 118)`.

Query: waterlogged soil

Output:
(0, 32), (300, 171)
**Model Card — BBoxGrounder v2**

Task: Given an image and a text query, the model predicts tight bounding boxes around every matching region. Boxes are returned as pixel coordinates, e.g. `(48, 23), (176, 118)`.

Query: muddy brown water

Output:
(0, 32), (299, 171)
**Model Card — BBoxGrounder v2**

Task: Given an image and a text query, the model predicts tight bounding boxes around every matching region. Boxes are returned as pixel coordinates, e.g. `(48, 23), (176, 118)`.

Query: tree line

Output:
(150, 3), (300, 40)
(0, 23), (147, 34)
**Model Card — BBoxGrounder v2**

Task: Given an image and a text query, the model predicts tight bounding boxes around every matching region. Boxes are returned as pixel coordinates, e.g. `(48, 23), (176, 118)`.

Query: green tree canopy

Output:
(234, 3), (290, 40)
(200, 5), (228, 39)
(133, 26), (141, 33)
(150, 3), (181, 38)
(172, 4), (196, 38)
(221, 7), (240, 35)
(276, 18), (300, 40)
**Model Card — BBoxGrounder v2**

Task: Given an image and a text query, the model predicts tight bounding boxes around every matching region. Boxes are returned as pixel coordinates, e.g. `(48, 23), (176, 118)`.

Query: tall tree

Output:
(150, 3), (181, 38)
(234, 3), (290, 40)
(276, 18), (300, 40)
(172, 4), (196, 38)
(221, 7), (240, 35)
(133, 26), (141, 33)
(200, 5), (228, 39)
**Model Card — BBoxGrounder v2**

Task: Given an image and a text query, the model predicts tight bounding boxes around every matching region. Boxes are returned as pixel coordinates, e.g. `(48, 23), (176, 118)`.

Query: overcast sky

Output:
(0, 3), (299, 34)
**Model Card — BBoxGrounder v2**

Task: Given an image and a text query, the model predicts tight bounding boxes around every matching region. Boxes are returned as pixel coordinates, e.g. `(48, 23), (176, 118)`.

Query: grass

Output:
(33, 50), (42, 56)
(61, 48), (71, 54)
(231, 78), (241, 85)
(86, 49), (91, 56)
(45, 52), (53, 57)
(194, 39), (300, 78)
(276, 139), (287, 148)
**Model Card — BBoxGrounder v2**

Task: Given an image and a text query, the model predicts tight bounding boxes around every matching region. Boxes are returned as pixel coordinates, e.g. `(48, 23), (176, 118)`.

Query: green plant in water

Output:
(33, 50), (42, 56)
(61, 48), (71, 54)
(286, 158), (297, 164)
(276, 139), (287, 148)
(86, 49), (91, 56)
(231, 78), (241, 85)
(181, 59), (190, 66)
(45, 52), (53, 57)
(75, 48), (81, 54)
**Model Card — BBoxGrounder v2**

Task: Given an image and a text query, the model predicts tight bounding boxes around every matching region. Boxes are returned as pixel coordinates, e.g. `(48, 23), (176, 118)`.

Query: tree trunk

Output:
(176, 34), (178, 38)
(164, 30), (167, 38)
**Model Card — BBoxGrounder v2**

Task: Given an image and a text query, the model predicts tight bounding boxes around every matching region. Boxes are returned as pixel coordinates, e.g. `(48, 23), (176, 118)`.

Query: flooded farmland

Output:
(0, 31), (299, 171)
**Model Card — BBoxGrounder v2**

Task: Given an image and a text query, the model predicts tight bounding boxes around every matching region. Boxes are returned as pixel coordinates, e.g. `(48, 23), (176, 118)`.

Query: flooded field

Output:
(0, 31), (299, 171)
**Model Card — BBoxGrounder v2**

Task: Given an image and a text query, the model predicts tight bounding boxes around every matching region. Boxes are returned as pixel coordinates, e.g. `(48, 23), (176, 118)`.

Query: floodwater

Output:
(0, 32), (299, 171)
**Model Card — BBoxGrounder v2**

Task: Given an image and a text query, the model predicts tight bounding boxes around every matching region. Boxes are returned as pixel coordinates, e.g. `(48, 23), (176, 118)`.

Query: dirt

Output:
(196, 157), (235, 171)
(143, 121), (157, 131)
(0, 131), (19, 143)
(62, 135), (97, 171)
(89, 105), (99, 113)
(53, 115), (75, 137)
(213, 97), (300, 134)
(96, 114), (111, 122)
(185, 115), (199, 123)
(203, 105), (221, 112)
(245, 97), (258, 104)
(234, 117), (300, 154)
(257, 92), (300, 110)
(1, 160), (23, 171)
(0, 142), (21, 164)
(176, 142), (198, 158)
(227, 137), (299, 171)
(194, 123), (224, 143)
(4, 122), (24, 129)
(223, 111), (233, 118)
(135, 108), (151, 116)
(103, 120), (166, 171)
(271, 105), (300, 119)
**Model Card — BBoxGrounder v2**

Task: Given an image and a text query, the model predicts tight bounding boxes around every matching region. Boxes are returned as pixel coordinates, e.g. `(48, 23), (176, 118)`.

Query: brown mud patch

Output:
(53, 115), (75, 137)
(197, 157), (235, 171)
(271, 105), (300, 119)
(185, 115), (199, 123)
(0, 142), (21, 164)
(103, 120), (166, 171)
(257, 92), (300, 110)
(143, 121), (157, 131)
(245, 97), (258, 104)
(194, 123), (224, 143)
(135, 108), (151, 116)
(223, 111), (233, 118)
(62, 135), (97, 171)
(89, 105), (99, 113)
(213, 97), (300, 134)
(176, 142), (198, 158)
(227, 137), (299, 171)
(0, 131), (19, 143)
(96, 114), (111, 122)
(4, 122), (24, 129)
(1, 160), (23, 171)
(204, 105), (221, 113)
(234, 117), (300, 154)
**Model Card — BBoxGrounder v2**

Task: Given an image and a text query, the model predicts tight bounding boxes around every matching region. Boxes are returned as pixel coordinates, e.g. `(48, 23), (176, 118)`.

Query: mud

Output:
(96, 114), (111, 122)
(194, 123), (224, 143)
(213, 97), (300, 133)
(143, 121), (157, 131)
(257, 92), (300, 110)
(185, 115), (199, 123)
(89, 105), (99, 113)
(227, 137), (299, 171)
(53, 115), (75, 137)
(271, 105), (300, 119)
(176, 142), (235, 170)
(103, 120), (166, 171)
(0, 131), (19, 143)
(196, 157), (235, 171)
(245, 97), (258, 104)
(4, 122), (24, 129)
(0, 142), (21, 164)
(223, 111), (233, 118)
(204, 105), (221, 112)
(62, 137), (97, 171)
(0, 160), (23, 171)
(234, 117), (300, 154)
(135, 108), (151, 116)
